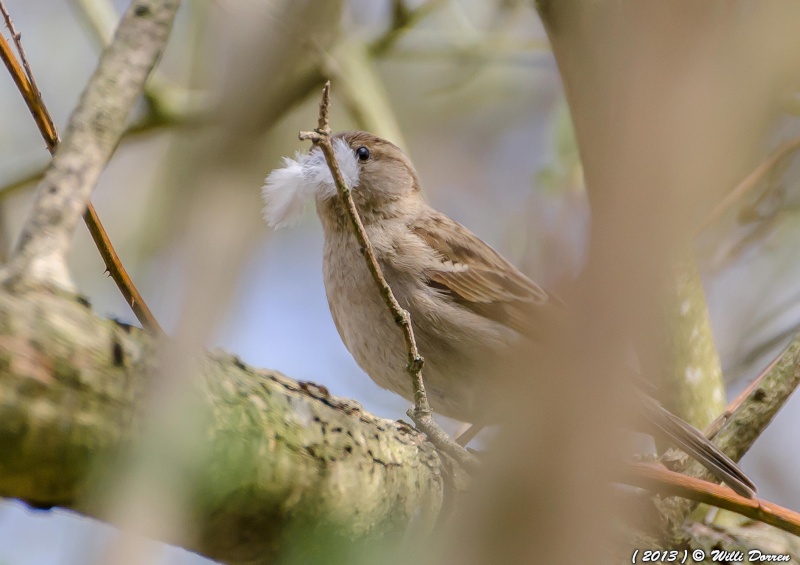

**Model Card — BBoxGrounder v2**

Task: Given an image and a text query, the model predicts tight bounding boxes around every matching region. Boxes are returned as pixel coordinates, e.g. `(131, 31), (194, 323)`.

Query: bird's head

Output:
(262, 131), (420, 229)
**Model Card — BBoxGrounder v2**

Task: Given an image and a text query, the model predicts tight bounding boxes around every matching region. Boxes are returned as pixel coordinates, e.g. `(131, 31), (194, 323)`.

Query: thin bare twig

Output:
(704, 352), (782, 439)
(0, 6), (40, 100)
(70, 0), (118, 45)
(299, 82), (476, 470)
(0, 105), (207, 202)
(625, 462), (800, 538)
(698, 135), (800, 233)
(300, 83), (427, 408)
(0, 166), (45, 199)
(70, 0), (211, 133)
(0, 7), (57, 151)
(83, 204), (162, 332)
(369, 0), (448, 57)
(0, 1), (168, 334)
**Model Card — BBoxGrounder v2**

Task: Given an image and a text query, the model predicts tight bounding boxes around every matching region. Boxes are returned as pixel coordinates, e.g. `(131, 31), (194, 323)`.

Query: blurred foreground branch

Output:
(533, 1), (800, 561)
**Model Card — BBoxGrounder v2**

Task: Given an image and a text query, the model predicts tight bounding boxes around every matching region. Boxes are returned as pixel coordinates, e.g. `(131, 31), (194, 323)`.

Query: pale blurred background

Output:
(1, 1), (800, 563)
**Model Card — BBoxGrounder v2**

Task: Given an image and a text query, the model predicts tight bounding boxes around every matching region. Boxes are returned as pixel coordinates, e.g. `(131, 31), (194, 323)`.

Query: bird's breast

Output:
(322, 230), (411, 393)
(321, 227), (511, 422)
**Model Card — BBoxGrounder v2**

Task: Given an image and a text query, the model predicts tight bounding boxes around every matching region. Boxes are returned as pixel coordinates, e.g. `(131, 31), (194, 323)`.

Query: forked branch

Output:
(0, 0), (175, 333)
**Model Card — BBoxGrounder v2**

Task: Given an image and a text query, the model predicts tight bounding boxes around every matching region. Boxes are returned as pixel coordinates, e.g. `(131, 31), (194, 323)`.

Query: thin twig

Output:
(0, 5), (42, 107)
(0, 8), (57, 151)
(83, 204), (162, 332)
(70, 0), (118, 46)
(0, 1), (166, 334)
(369, 0), (449, 57)
(299, 82), (476, 470)
(299, 82), (428, 411)
(698, 135), (800, 233)
(0, 166), (46, 199)
(0, 105), (206, 202)
(625, 462), (800, 538)
(704, 352), (782, 439)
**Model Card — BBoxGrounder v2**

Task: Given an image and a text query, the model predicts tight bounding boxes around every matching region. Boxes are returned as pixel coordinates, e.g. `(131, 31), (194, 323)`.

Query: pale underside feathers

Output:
(261, 138), (359, 228)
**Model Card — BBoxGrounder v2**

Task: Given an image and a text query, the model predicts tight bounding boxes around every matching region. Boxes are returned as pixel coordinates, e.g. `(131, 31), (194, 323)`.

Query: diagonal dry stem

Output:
(299, 81), (476, 470)
(699, 135), (800, 233)
(625, 462), (800, 538)
(0, 0), (166, 333)
(0, 4), (57, 150)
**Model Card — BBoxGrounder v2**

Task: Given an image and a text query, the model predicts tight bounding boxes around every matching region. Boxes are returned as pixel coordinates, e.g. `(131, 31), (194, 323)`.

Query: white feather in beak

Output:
(261, 138), (360, 228)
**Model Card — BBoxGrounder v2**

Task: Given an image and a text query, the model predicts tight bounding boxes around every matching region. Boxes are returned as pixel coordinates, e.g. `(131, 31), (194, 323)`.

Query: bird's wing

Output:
(637, 393), (757, 498)
(410, 211), (551, 336)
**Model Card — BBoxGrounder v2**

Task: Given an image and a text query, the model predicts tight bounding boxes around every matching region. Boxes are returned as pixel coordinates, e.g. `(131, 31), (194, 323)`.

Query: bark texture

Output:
(2, 0), (180, 290)
(0, 288), (445, 564)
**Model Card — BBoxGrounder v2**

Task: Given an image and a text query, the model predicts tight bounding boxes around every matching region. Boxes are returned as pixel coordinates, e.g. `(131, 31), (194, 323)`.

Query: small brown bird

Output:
(262, 130), (756, 498)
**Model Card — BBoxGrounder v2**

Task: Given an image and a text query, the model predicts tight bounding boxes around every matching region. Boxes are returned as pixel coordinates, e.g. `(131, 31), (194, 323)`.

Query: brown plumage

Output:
(411, 218), (549, 336)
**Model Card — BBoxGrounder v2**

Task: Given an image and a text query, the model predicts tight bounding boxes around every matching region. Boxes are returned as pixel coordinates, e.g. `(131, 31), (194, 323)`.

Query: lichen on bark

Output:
(0, 288), (445, 564)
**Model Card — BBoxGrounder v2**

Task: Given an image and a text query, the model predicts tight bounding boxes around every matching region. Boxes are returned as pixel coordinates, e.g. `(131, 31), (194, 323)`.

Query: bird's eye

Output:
(356, 146), (370, 162)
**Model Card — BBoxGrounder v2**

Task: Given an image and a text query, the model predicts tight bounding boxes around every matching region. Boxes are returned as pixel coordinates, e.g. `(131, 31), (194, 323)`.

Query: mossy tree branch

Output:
(0, 288), (445, 564)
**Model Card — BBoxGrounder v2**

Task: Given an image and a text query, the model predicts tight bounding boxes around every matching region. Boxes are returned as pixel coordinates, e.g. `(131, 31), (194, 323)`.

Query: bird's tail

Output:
(638, 394), (757, 499)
